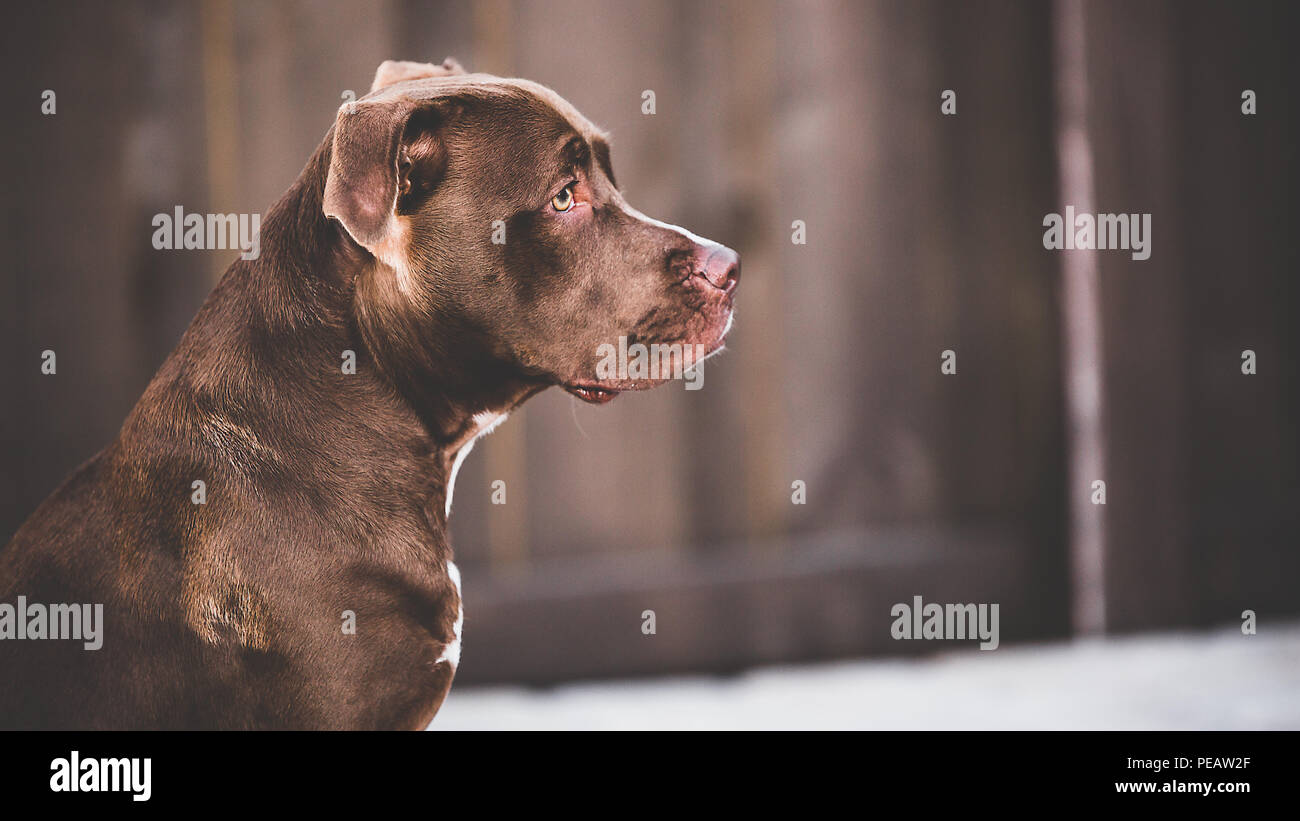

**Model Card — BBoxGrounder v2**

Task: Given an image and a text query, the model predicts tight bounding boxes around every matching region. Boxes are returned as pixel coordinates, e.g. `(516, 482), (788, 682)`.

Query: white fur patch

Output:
(444, 411), (508, 518)
(436, 560), (464, 668)
(618, 203), (714, 247)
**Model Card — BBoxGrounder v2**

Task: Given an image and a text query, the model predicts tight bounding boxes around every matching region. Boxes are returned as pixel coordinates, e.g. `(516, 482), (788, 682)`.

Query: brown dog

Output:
(0, 59), (738, 729)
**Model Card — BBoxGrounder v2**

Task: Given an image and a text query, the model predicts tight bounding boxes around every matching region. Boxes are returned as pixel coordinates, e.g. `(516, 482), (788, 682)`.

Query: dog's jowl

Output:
(0, 59), (739, 729)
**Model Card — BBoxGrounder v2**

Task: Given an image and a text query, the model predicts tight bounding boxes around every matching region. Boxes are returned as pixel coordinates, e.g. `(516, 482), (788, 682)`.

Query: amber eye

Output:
(551, 183), (575, 212)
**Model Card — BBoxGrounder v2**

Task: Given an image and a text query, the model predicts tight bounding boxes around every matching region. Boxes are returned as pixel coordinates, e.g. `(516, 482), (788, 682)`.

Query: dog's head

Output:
(323, 59), (738, 406)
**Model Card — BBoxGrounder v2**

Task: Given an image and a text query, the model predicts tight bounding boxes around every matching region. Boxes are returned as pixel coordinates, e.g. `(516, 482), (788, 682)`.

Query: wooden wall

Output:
(1, 0), (1294, 686)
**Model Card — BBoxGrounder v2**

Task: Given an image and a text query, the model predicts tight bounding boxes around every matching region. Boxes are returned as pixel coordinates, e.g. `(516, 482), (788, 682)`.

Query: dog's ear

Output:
(370, 58), (466, 93)
(323, 98), (452, 255)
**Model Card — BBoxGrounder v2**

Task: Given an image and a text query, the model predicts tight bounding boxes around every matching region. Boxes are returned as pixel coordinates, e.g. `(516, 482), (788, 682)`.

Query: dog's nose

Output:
(695, 245), (740, 294)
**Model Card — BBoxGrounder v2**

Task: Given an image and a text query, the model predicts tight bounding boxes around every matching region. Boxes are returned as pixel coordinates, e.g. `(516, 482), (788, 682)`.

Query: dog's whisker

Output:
(568, 393), (592, 441)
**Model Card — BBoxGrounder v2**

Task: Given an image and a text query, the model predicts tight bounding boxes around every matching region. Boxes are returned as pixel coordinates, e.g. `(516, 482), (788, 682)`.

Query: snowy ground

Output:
(433, 622), (1300, 730)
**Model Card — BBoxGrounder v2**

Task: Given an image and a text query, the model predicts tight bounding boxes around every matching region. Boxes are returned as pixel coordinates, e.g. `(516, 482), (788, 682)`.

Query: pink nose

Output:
(695, 245), (740, 294)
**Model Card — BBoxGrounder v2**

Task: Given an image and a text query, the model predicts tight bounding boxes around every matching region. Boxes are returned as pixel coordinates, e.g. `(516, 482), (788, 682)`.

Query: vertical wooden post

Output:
(725, 0), (788, 549)
(1053, 0), (1108, 634)
(201, 0), (240, 285)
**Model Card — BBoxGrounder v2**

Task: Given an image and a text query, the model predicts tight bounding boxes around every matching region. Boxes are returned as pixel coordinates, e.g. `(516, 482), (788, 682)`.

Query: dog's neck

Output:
(131, 137), (540, 527)
(301, 141), (541, 427)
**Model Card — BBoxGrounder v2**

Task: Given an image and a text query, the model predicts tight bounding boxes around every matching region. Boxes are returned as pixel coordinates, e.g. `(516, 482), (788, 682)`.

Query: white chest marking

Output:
(444, 411), (508, 518)
(436, 560), (464, 668)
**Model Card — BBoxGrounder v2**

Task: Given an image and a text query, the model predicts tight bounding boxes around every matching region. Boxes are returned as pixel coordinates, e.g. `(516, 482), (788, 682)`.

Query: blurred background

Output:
(2, 0), (1297, 728)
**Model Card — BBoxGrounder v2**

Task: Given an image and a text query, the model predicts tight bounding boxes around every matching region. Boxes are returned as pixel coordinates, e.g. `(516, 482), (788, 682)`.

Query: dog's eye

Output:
(551, 183), (576, 212)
